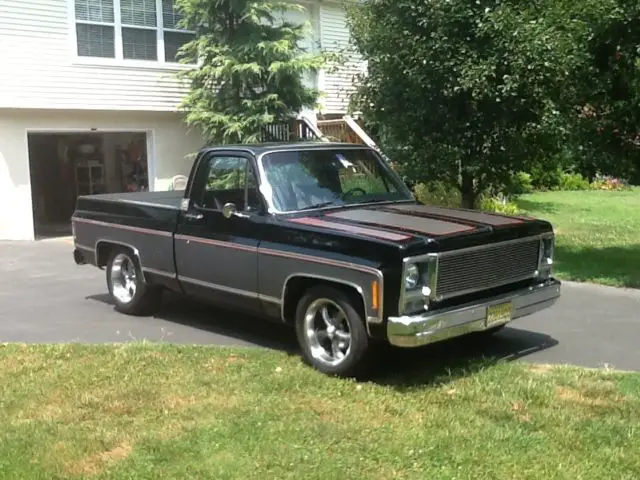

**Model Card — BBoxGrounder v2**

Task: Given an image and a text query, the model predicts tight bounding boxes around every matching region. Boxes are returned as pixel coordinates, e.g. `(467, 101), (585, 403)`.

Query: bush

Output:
(504, 171), (534, 195)
(590, 174), (631, 191)
(413, 181), (521, 215)
(479, 195), (520, 215)
(413, 182), (461, 208)
(529, 165), (566, 191)
(559, 172), (591, 191)
(529, 165), (592, 191)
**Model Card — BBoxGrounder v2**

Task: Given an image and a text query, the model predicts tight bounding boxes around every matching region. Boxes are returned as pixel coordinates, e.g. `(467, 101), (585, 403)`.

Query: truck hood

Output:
(287, 202), (551, 254)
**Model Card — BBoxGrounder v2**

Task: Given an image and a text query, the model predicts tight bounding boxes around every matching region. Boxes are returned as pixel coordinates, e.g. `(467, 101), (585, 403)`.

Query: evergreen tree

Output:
(175, 0), (328, 144)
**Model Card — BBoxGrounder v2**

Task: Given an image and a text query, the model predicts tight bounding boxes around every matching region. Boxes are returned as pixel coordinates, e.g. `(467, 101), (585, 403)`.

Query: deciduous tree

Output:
(347, 0), (598, 207)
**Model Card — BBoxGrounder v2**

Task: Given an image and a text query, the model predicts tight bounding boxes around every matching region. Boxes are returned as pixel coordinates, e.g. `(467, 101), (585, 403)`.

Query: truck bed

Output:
(72, 190), (185, 280)
(78, 190), (184, 210)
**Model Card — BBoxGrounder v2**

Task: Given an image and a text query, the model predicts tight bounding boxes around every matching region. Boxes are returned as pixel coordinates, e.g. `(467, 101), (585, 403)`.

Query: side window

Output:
(198, 156), (260, 211)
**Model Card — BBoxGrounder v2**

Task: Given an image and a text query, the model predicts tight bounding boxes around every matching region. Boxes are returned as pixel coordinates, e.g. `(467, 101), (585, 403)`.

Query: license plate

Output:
(486, 302), (513, 328)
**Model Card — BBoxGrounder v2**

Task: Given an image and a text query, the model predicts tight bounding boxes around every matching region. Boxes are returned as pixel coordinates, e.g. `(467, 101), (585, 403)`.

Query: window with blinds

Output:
(74, 0), (195, 63)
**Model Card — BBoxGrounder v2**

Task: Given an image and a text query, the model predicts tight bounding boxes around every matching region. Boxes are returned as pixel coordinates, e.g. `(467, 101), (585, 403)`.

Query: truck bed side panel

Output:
(72, 196), (180, 289)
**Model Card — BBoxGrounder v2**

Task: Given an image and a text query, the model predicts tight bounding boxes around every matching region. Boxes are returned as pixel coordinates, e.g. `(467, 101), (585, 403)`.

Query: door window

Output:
(198, 156), (260, 211)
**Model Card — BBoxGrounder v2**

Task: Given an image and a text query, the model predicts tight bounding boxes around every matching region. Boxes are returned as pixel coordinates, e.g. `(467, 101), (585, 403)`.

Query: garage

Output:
(27, 132), (150, 238)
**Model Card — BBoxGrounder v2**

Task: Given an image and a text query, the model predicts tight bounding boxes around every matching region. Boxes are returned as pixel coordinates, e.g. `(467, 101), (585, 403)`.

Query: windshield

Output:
(259, 148), (413, 212)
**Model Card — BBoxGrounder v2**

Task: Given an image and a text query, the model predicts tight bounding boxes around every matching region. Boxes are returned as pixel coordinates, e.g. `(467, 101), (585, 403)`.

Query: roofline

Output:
(200, 142), (375, 155)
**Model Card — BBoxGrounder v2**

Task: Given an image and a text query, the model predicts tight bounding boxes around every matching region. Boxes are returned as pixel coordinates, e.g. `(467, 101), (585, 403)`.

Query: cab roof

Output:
(200, 141), (373, 156)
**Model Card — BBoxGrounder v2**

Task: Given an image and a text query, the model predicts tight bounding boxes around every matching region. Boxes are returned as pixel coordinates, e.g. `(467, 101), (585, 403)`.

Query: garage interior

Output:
(27, 132), (149, 239)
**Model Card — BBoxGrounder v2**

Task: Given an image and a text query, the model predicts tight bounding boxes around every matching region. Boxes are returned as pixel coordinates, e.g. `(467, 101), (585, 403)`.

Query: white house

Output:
(0, 0), (364, 240)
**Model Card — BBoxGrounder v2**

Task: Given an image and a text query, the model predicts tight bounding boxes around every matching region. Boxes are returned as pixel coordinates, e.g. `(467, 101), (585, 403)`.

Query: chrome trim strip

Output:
(260, 295), (282, 305)
(538, 232), (555, 271)
(75, 216), (386, 321)
(73, 217), (173, 237)
(387, 279), (561, 348)
(261, 246), (382, 277)
(75, 243), (95, 253)
(398, 253), (438, 315)
(436, 234), (543, 258)
(94, 239), (142, 268)
(79, 198), (180, 210)
(399, 234), (552, 306)
(255, 146), (414, 215)
(177, 275), (259, 299)
(174, 234), (258, 253)
(436, 273), (541, 302)
(142, 267), (177, 279)
(280, 272), (383, 328)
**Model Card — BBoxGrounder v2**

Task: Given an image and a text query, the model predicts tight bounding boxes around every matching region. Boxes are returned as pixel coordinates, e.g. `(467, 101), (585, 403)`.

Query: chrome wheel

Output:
(110, 253), (138, 304)
(304, 298), (352, 367)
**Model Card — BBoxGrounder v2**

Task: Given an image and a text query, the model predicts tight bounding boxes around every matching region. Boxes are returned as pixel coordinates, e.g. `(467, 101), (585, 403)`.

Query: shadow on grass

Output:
(554, 244), (640, 289)
(515, 198), (560, 215)
(367, 328), (558, 389)
(88, 291), (558, 388)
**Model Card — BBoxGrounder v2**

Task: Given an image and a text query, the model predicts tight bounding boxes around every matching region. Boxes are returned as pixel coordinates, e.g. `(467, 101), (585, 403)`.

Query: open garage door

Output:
(28, 132), (149, 239)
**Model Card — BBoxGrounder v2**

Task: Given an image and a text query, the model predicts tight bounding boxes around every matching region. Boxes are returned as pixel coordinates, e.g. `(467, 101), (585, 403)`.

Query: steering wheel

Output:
(341, 187), (367, 199)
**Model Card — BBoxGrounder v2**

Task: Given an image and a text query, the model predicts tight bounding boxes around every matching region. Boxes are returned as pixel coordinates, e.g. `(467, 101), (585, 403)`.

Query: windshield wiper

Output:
(298, 200), (343, 211)
(356, 197), (391, 204)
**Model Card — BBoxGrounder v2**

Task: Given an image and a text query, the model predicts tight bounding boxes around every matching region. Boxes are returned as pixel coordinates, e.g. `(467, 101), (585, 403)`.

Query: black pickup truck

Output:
(72, 141), (561, 376)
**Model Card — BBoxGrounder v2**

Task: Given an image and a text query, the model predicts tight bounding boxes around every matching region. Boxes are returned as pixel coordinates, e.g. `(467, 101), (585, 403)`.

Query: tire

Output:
(106, 247), (162, 316)
(295, 285), (371, 377)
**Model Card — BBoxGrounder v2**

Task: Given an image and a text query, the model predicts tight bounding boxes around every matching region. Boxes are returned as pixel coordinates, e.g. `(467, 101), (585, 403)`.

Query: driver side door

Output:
(174, 152), (264, 314)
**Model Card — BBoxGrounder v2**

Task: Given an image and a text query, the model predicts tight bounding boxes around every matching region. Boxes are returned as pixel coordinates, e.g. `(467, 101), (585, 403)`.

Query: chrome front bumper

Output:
(387, 279), (561, 348)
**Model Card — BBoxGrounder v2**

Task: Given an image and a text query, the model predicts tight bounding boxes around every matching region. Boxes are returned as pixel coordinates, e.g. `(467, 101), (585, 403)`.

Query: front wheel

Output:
(106, 248), (162, 316)
(295, 286), (371, 377)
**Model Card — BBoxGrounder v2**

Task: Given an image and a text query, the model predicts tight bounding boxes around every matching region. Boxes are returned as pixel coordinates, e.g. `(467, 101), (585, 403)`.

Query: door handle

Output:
(184, 212), (204, 222)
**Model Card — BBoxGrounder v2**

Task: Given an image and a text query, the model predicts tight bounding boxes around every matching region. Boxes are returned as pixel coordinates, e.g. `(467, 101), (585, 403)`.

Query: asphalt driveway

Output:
(1, 238), (639, 371)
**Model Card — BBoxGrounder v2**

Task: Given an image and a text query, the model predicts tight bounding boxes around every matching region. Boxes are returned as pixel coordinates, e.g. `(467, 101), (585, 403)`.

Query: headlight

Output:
(404, 263), (420, 290)
(541, 236), (555, 266)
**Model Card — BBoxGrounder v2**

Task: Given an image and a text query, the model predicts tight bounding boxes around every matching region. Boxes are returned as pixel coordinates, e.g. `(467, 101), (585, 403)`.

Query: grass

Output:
(1, 343), (639, 479)
(516, 188), (640, 288)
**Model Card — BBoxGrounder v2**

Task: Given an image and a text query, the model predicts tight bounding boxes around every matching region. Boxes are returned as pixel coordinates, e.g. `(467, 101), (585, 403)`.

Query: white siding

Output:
(0, 0), (189, 111)
(0, 109), (203, 240)
(318, 3), (365, 114)
(0, 0), (359, 114)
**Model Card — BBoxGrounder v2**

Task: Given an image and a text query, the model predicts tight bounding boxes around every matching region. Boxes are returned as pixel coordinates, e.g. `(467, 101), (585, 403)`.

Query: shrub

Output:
(479, 195), (520, 215)
(529, 165), (592, 191)
(590, 174), (631, 191)
(558, 172), (591, 191)
(529, 165), (565, 191)
(413, 182), (461, 208)
(504, 171), (534, 195)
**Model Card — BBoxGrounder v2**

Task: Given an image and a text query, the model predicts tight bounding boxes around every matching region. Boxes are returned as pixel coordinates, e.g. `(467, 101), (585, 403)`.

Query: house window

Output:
(74, 0), (195, 63)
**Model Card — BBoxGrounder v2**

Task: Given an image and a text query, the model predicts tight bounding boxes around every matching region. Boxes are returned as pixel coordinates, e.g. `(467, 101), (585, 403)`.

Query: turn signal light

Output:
(371, 280), (379, 311)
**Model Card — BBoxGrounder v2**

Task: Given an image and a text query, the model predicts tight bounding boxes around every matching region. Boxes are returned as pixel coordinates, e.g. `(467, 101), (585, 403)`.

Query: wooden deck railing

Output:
(259, 117), (326, 143)
(316, 118), (364, 144)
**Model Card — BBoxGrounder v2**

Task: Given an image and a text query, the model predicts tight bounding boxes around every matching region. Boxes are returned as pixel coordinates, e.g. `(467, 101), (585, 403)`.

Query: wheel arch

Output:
(95, 240), (142, 270)
(281, 274), (368, 327)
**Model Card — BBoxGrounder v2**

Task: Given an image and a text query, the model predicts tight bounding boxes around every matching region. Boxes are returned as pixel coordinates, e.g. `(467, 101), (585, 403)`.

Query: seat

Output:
(169, 175), (188, 191)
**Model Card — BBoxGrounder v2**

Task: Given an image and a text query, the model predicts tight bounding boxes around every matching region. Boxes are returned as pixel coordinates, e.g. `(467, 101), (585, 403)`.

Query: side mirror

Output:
(222, 202), (238, 219)
(222, 202), (249, 219)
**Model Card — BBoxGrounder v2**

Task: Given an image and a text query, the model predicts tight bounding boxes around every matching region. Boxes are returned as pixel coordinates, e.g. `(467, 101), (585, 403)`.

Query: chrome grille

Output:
(435, 238), (540, 300)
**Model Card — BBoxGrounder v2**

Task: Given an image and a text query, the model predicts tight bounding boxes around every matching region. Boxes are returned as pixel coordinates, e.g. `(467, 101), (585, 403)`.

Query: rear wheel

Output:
(295, 285), (371, 377)
(106, 248), (162, 316)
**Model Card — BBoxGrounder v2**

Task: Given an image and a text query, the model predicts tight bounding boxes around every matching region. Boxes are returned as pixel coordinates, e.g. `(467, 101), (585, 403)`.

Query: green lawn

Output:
(516, 188), (640, 288)
(1, 344), (639, 479)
